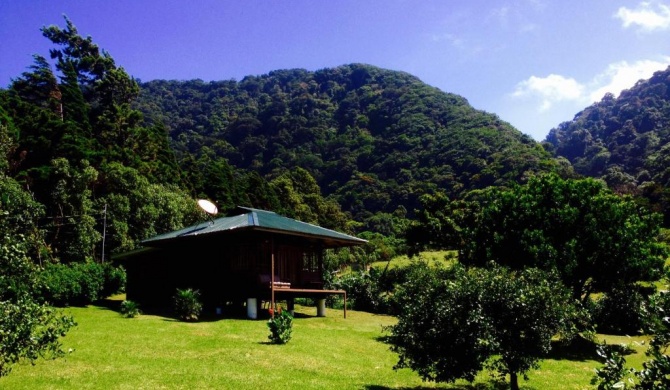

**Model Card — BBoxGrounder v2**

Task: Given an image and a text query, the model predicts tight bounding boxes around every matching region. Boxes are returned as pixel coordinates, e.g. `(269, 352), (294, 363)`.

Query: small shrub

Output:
(267, 307), (293, 344)
(331, 271), (387, 313)
(120, 300), (140, 318)
(173, 288), (202, 321)
(77, 263), (105, 302)
(592, 285), (648, 335)
(101, 264), (126, 297)
(39, 264), (82, 305)
(329, 262), (422, 315)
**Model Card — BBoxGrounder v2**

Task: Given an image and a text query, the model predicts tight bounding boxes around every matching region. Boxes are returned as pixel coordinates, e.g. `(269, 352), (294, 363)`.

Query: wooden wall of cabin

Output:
(124, 232), (328, 311)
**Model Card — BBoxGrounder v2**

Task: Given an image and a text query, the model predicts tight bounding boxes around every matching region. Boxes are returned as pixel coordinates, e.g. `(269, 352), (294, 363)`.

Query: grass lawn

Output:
(0, 295), (652, 390)
(370, 251), (456, 270)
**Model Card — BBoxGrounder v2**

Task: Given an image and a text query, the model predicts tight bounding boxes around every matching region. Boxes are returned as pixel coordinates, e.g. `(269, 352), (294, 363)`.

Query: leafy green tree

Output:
(2, 16), (187, 263)
(593, 290), (670, 390)
(45, 158), (100, 262)
(33, 16), (181, 181)
(0, 234), (75, 377)
(411, 174), (668, 302)
(9, 55), (62, 118)
(406, 191), (462, 255)
(635, 292), (670, 389)
(0, 297), (76, 377)
(0, 104), (16, 172)
(0, 234), (41, 302)
(237, 170), (281, 212)
(98, 163), (200, 253)
(389, 263), (583, 390)
(270, 167), (349, 231)
(4, 56), (67, 171)
(0, 174), (46, 262)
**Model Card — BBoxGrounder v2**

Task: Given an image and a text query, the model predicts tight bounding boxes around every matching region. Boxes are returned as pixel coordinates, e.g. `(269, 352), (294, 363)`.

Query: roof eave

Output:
(141, 225), (366, 248)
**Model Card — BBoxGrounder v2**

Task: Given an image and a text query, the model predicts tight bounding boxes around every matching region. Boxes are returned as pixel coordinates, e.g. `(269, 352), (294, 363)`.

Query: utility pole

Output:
(101, 203), (107, 263)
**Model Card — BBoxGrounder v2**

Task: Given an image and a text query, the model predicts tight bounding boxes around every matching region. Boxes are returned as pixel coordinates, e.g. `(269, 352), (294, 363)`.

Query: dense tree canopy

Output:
(389, 263), (583, 390)
(409, 174), (668, 302)
(546, 66), (670, 224)
(0, 177), (75, 377)
(1, 17), (394, 275)
(135, 65), (570, 224)
(0, 17), (205, 260)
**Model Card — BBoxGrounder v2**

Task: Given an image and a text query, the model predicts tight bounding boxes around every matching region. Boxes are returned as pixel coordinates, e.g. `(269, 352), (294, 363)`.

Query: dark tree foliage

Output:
(135, 65), (568, 224)
(546, 66), (670, 224)
(409, 174), (668, 302)
(269, 167), (349, 232)
(389, 263), (583, 390)
(0, 296), (76, 377)
(593, 290), (670, 390)
(0, 17), (203, 259)
(0, 184), (75, 378)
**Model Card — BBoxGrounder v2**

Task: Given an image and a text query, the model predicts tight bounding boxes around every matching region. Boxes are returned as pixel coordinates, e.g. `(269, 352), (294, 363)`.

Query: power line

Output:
(38, 210), (106, 220)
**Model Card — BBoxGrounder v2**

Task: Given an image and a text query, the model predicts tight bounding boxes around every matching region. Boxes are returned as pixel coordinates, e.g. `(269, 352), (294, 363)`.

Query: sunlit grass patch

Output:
(0, 294), (657, 390)
(370, 250), (457, 270)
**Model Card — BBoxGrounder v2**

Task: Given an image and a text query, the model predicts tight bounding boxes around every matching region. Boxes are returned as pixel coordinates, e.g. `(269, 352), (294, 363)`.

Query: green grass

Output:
(370, 250), (456, 270)
(0, 295), (654, 390)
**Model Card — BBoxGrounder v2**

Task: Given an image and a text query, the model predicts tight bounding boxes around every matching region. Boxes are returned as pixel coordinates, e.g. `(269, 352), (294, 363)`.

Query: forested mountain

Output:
(136, 64), (569, 223)
(1, 17), (574, 266)
(545, 66), (670, 223)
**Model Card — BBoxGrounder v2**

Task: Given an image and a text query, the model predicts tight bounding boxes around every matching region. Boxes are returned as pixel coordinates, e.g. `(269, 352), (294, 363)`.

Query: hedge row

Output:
(38, 263), (126, 306)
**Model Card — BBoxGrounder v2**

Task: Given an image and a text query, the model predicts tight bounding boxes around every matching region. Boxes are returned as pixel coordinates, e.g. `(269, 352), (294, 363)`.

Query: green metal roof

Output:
(141, 207), (366, 248)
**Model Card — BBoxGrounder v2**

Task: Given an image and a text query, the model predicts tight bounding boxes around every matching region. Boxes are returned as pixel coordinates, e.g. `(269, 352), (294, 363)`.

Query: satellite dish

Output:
(197, 199), (218, 215)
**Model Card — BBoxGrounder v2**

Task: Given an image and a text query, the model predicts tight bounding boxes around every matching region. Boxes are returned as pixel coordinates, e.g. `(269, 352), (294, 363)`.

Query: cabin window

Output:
(302, 251), (320, 272)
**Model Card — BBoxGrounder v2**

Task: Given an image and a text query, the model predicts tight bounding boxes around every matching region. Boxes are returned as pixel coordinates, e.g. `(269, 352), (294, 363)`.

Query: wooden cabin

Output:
(120, 207), (366, 318)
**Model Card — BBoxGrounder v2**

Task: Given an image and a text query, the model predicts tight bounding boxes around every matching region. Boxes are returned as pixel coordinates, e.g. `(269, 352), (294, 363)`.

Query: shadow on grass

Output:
(364, 379), (517, 390)
(371, 336), (609, 365)
(546, 336), (600, 361)
(546, 336), (638, 362)
(92, 297), (123, 311)
(90, 299), (326, 323)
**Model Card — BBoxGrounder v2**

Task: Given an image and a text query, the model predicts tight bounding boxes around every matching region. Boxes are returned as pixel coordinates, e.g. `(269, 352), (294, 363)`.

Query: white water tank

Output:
(246, 298), (257, 319)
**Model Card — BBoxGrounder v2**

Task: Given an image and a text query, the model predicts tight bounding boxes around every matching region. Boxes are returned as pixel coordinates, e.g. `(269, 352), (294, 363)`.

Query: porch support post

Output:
(287, 297), (295, 316)
(270, 235), (275, 317)
(343, 291), (347, 319)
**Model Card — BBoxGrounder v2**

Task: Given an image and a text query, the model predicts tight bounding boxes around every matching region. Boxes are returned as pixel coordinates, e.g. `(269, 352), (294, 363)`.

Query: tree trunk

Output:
(510, 372), (519, 390)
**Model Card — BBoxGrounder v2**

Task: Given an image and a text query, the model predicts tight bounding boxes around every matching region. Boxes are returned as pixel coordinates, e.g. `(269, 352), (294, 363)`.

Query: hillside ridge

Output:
(136, 63), (566, 221)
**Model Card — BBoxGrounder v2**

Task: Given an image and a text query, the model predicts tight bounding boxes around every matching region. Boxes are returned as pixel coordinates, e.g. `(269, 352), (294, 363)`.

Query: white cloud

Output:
(519, 23), (539, 33)
(490, 6), (511, 27)
(511, 58), (670, 111)
(511, 74), (584, 111)
(615, 1), (670, 32)
(432, 33), (464, 48)
(589, 59), (670, 101)
(488, 1), (542, 34)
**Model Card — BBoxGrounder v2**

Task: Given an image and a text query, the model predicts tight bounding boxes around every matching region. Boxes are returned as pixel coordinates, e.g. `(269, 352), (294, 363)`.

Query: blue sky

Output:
(1, 1), (669, 140)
